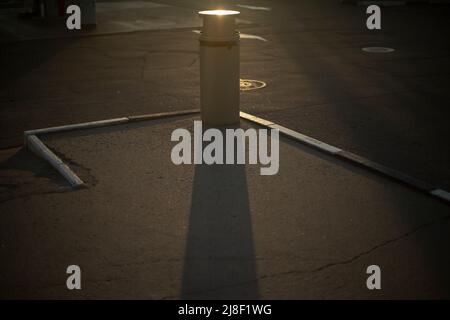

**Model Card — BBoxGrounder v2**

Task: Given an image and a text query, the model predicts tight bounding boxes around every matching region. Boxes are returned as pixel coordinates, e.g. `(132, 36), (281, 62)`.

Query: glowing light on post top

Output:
(198, 10), (240, 16)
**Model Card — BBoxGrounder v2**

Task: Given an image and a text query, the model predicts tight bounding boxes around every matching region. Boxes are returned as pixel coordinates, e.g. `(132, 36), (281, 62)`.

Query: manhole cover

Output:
(362, 47), (395, 53)
(240, 79), (266, 91)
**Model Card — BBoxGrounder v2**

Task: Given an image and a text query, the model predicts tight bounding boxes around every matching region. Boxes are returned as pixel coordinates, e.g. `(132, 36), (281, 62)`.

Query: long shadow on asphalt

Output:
(0, 147), (69, 204)
(181, 126), (259, 299)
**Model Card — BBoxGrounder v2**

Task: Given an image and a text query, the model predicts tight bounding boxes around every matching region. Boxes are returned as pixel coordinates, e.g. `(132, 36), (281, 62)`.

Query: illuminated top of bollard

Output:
(198, 10), (240, 16)
(198, 10), (240, 42)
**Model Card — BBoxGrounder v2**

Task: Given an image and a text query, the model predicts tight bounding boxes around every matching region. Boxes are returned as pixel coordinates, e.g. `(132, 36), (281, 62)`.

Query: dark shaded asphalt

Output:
(1, 0), (450, 189)
(0, 0), (450, 299)
(1, 116), (450, 299)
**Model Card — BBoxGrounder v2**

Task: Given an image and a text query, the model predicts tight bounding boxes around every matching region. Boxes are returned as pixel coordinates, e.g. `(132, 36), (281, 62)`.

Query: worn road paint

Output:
(237, 4), (272, 11)
(362, 47), (395, 53)
(192, 30), (267, 42)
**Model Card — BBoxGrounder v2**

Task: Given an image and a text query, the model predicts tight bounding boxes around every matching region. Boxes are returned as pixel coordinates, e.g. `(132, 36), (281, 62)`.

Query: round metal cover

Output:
(240, 79), (266, 91)
(362, 47), (395, 53)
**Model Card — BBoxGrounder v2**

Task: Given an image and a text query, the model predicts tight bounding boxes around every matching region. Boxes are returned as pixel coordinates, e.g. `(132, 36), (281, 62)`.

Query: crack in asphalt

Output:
(259, 213), (450, 280)
(164, 213), (450, 299)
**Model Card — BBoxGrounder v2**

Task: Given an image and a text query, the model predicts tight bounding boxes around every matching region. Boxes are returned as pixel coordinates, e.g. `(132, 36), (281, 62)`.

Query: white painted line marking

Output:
(430, 189), (450, 202)
(192, 30), (267, 42)
(240, 33), (268, 42)
(237, 4), (272, 11)
(236, 18), (253, 25)
(362, 47), (395, 53)
(27, 135), (85, 188)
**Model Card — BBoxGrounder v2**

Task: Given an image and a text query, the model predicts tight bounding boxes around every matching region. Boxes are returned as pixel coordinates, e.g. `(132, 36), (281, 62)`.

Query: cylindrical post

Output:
(198, 10), (240, 126)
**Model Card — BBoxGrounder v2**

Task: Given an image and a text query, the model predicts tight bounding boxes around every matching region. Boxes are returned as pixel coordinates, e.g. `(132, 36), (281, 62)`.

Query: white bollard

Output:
(198, 10), (240, 126)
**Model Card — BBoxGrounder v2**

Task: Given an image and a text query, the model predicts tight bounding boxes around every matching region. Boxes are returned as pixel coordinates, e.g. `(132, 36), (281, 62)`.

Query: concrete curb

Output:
(240, 112), (342, 155)
(24, 110), (201, 147)
(24, 118), (130, 144)
(239, 111), (450, 204)
(26, 135), (85, 188)
(24, 109), (201, 187)
(127, 109), (200, 122)
(24, 108), (450, 203)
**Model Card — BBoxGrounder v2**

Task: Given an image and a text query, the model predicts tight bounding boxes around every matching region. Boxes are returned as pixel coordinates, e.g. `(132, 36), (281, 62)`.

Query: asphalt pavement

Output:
(1, 115), (450, 299)
(1, 0), (450, 299)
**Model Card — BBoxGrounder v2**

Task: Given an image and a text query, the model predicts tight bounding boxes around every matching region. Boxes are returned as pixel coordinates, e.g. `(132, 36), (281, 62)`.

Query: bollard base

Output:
(200, 114), (240, 127)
